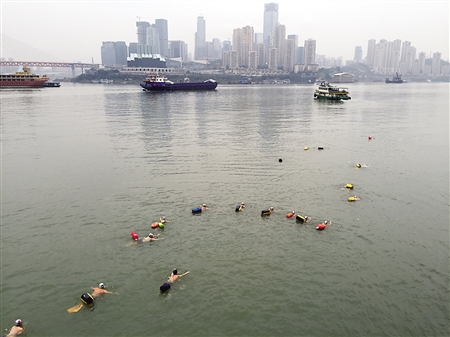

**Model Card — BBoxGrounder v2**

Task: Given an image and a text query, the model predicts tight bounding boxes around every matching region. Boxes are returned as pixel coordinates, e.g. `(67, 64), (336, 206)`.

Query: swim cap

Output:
(305, 216), (308, 220)
(203, 204), (206, 207)
(324, 221), (328, 224)
(99, 283), (105, 289)
(15, 319), (22, 326)
(292, 211), (295, 214)
(162, 216), (166, 220)
(241, 202), (245, 205)
(148, 233), (154, 238)
(270, 207), (274, 210)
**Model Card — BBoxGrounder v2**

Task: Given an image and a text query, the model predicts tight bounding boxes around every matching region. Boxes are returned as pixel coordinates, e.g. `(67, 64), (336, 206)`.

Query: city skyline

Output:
(1, 1), (448, 63)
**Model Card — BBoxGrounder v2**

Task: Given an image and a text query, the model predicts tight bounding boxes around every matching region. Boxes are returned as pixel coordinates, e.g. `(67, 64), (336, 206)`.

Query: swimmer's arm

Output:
(180, 271), (190, 277)
(153, 238), (164, 241)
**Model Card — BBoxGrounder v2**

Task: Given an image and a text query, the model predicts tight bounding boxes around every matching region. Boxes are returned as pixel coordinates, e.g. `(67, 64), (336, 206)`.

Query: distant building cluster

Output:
(99, 3), (447, 77)
(364, 39), (447, 77)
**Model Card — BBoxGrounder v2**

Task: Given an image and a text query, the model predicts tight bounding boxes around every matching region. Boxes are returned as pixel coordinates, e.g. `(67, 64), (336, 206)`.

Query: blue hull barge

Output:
(141, 74), (217, 92)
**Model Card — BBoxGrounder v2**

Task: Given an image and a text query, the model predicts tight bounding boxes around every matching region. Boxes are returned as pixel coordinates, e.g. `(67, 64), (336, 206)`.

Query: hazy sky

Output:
(1, 0), (449, 63)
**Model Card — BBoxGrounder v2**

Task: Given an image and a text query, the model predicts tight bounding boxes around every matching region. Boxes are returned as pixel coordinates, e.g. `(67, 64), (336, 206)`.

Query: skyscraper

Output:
(354, 46), (362, 62)
(101, 41), (128, 66)
(136, 21), (150, 45)
(366, 39), (376, 69)
(304, 38), (316, 66)
(263, 3), (278, 60)
(272, 24), (285, 68)
(146, 25), (161, 55)
(155, 19), (168, 57)
(195, 16), (206, 60)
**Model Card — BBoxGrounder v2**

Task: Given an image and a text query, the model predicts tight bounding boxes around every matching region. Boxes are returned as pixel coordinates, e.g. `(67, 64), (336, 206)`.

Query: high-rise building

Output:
(304, 38), (316, 66)
(354, 46), (362, 62)
(418, 51), (426, 74)
(263, 3), (278, 58)
(195, 16), (206, 60)
(169, 40), (188, 61)
(146, 24), (161, 55)
(366, 39), (376, 69)
(287, 35), (298, 64)
(284, 38), (295, 72)
(254, 33), (263, 51)
(128, 42), (138, 56)
(155, 19), (168, 57)
(272, 24), (285, 68)
(136, 21), (150, 45)
(101, 41), (128, 66)
(257, 43), (266, 68)
(248, 51), (258, 69)
(233, 26), (254, 67)
(296, 46), (304, 64)
(222, 40), (232, 52)
(432, 52), (441, 75)
(268, 48), (277, 71)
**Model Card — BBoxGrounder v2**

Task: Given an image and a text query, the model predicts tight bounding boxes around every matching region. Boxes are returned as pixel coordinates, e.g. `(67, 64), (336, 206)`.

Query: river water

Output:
(1, 82), (448, 337)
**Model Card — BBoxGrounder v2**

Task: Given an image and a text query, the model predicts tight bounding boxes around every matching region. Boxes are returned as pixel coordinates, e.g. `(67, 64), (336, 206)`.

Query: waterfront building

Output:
(332, 72), (354, 83)
(263, 3), (278, 58)
(128, 42), (138, 56)
(195, 16), (206, 60)
(233, 26), (254, 68)
(155, 19), (169, 58)
(288, 35), (298, 63)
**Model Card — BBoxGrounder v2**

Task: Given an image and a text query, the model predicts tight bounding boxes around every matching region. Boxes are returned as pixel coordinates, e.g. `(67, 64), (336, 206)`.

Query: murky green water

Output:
(1, 82), (448, 336)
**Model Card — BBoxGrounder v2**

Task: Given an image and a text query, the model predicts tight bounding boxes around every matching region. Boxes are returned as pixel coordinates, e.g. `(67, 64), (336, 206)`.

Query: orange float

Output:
(286, 212), (295, 218)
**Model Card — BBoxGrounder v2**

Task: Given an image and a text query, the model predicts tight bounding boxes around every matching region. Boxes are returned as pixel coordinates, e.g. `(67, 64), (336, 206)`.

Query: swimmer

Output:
(236, 202), (245, 212)
(356, 163), (370, 168)
(159, 216), (171, 224)
(91, 283), (115, 298)
(286, 211), (295, 218)
(141, 233), (163, 242)
(200, 204), (210, 210)
(296, 214), (311, 223)
(4, 319), (24, 337)
(67, 283), (116, 313)
(315, 220), (331, 231)
(348, 195), (360, 202)
(160, 269), (190, 294)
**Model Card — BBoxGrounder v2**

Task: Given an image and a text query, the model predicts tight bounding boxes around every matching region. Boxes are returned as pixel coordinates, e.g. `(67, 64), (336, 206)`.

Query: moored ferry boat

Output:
(140, 74), (217, 91)
(0, 66), (50, 88)
(314, 81), (351, 101)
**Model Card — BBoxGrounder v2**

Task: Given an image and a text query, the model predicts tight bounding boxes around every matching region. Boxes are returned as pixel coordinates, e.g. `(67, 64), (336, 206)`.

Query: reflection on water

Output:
(1, 83), (448, 336)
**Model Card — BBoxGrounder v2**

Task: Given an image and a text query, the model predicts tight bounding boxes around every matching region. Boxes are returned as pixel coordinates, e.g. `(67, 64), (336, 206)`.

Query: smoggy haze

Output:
(1, 0), (449, 63)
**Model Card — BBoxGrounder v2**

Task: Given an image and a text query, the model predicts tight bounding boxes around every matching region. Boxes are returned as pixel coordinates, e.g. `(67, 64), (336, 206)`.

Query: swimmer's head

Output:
(270, 207), (274, 211)
(148, 233), (154, 238)
(305, 216), (308, 220)
(241, 202), (245, 205)
(292, 211), (295, 214)
(172, 269), (178, 275)
(162, 216), (166, 220)
(203, 204), (206, 207)
(356, 163), (361, 168)
(15, 319), (22, 327)
(99, 283), (105, 289)
(324, 221), (328, 225)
